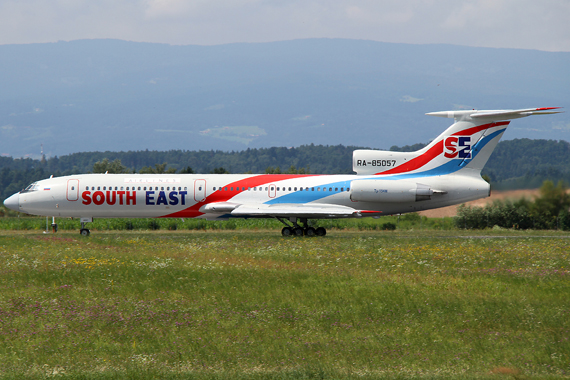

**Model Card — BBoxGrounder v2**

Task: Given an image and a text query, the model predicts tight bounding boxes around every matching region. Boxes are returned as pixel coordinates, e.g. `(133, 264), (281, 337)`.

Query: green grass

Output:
(0, 213), (455, 232)
(0, 230), (569, 379)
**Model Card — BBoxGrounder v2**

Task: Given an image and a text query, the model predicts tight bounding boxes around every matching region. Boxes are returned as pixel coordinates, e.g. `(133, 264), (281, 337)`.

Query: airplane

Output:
(3, 107), (562, 237)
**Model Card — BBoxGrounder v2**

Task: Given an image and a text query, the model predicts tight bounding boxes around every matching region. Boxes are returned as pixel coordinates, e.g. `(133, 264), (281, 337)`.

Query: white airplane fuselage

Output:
(9, 172), (488, 220)
(3, 107), (561, 236)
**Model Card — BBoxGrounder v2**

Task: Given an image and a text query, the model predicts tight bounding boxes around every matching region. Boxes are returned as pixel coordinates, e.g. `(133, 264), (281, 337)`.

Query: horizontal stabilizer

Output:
(427, 107), (563, 122)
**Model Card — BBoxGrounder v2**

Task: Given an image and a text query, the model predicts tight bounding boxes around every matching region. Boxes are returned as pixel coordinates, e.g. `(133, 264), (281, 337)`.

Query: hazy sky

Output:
(1, 0), (569, 51)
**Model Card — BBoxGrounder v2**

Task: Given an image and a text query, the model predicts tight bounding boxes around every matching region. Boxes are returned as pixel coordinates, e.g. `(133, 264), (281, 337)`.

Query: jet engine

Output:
(350, 180), (441, 203)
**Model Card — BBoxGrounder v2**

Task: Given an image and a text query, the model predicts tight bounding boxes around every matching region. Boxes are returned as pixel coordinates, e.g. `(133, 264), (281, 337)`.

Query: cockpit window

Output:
(21, 182), (39, 193)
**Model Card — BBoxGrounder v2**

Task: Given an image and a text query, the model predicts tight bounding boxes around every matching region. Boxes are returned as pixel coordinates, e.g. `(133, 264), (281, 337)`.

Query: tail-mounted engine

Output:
(350, 180), (446, 203)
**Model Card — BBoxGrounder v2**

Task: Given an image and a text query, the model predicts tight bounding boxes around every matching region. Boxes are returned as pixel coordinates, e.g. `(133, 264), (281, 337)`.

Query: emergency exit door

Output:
(194, 179), (206, 202)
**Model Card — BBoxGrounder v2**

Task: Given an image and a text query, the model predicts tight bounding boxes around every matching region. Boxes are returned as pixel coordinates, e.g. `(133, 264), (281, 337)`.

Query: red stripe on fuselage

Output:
(162, 174), (317, 218)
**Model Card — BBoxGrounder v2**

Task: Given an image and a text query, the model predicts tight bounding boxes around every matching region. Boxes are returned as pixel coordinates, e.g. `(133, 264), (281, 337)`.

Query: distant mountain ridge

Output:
(0, 38), (568, 158)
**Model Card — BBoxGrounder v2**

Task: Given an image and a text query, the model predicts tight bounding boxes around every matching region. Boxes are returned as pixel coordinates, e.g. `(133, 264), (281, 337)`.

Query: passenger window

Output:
(288, 187), (291, 191)
(311, 187), (314, 191)
(85, 186), (89, 190)
(167, 187), (170, 191)
(97, 187), (101, 190)
(335, 188), (338, 191)
(347, 188), (350, 192)
(103, 186), (106, 190)
(138, 187), (141, 190)
(199, 187), (202, 191)
(71, 186), (75, 190)
(231, 187), (233, 191)
(294, 187), (297, 191)
(341, 187), (344, 192)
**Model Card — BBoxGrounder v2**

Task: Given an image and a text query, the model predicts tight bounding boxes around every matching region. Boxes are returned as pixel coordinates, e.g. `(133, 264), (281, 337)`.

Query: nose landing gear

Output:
(79, 217), (92, 237)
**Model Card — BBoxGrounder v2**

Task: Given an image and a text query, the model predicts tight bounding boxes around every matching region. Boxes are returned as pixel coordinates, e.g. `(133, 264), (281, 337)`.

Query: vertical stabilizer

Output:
(352, 108), (562, 177)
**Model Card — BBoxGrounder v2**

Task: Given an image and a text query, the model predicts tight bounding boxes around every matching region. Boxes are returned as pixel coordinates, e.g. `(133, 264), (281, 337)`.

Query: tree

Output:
(210, 167), (230, 174)
(286, 165), (309, 174)
(92, 158), (130, 174)
(139, 163), (176, 174)
(531, 180), (570, 227)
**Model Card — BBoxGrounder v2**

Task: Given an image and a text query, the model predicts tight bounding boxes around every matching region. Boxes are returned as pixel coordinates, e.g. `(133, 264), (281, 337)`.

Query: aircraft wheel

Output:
(316, 227), (326, 236)
(305, 227), (316, 237)
(293, 227), (304, 237)
(281, 227), (293, 236)
(80, 228), (90, 237)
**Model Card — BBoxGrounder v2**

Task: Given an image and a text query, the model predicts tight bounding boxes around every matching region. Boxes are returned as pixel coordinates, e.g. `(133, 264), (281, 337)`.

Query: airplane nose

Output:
(3, 193), (19, 212)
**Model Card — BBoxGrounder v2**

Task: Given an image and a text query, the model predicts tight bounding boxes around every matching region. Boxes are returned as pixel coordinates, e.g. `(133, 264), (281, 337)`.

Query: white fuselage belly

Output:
(17, 173), (489, 219)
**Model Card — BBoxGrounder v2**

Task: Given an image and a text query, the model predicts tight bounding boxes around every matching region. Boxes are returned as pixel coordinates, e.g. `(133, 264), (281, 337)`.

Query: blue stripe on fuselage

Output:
(264, 180), (352, 205)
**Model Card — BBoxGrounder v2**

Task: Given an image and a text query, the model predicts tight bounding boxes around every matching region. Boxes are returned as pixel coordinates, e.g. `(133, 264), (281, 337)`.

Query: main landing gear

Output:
(277, 217), (326, 237)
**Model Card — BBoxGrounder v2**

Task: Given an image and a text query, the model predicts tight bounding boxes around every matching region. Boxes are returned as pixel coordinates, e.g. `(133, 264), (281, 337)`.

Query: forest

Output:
(1, 138), (569, 202)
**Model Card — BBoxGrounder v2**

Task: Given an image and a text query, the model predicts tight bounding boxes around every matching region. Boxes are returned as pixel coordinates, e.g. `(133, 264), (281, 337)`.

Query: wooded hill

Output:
(1, 138), (569, 202)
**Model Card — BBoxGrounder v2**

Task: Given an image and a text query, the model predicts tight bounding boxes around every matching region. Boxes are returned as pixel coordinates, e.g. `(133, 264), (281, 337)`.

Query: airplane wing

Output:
(229, 203), (378, 218)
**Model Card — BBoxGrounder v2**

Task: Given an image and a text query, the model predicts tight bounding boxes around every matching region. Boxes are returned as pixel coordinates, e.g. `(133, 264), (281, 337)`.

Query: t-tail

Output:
(352, 107), (563, 178)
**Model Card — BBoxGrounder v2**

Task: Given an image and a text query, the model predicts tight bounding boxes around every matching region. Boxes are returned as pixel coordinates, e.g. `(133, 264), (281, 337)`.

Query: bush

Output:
(456, 180), (570, 230)
(148, 220), (161, 230)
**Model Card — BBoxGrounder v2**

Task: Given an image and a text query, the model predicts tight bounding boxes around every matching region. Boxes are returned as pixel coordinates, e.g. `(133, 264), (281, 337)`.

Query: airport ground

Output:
(0, 229), (569, 379)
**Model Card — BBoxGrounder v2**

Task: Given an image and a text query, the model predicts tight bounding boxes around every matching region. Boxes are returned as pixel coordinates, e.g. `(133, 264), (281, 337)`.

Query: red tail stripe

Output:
(451, 121), (509, 136)
(375, 121), (509, 175)
(375, 140), (443, 175)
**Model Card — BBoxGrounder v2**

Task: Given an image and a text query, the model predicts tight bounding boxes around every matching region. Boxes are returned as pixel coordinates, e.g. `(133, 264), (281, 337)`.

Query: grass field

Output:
(1, 229), (569, 379)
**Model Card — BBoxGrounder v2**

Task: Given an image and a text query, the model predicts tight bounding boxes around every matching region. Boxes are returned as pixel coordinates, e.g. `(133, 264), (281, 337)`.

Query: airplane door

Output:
(268, 184), (276, 198)
(194, 179), (206, 202)
(66, 179), (79, 201)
